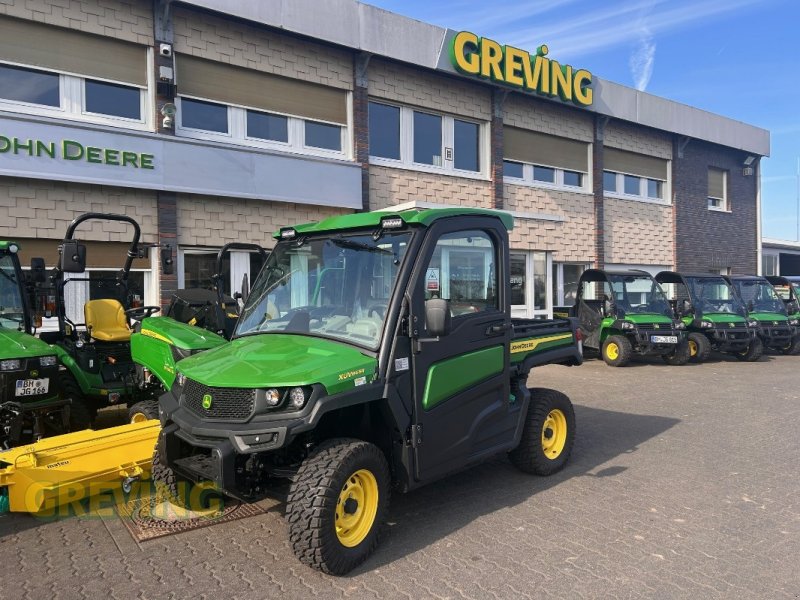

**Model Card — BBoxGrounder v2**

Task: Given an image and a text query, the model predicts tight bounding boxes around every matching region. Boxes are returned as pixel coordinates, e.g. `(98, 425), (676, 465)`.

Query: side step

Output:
(0, 420), (160, 514)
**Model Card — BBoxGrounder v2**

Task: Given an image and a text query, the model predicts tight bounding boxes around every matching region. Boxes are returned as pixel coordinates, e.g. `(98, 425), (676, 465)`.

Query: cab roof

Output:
(0, 241), (19, 252)
(272, 207), (514, 239)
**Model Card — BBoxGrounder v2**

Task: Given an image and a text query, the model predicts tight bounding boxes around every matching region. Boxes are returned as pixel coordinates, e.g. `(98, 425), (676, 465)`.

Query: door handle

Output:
(486, 322), (510, 336)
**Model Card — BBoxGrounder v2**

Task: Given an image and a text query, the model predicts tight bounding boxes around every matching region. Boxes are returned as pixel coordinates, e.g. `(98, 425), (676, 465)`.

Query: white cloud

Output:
(630, 24), (656, 91)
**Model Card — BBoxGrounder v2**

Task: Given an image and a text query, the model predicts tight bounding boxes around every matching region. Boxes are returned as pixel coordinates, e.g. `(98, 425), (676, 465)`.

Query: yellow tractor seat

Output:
(84, 299), (131, 342)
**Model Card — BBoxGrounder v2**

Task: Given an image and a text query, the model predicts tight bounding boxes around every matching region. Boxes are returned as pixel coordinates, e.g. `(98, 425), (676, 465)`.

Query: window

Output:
(180, 98), (228, 133)
(708, 167), (727, 211)
(84, 79), (140, 120)
(0, 64), (60, 107)
(368, 101), (484, 176)
(552, 263), (587, 308)
(503, 127), (589, 191)
(603, 148), (669, 203)
(424, 231), (498, 315)
(305, 121), (342, 151)
(762, 254), (778, 276)
(247, 110), (288, 143)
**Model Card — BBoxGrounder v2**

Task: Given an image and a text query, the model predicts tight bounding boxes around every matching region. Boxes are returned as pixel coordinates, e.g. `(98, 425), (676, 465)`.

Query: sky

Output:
(365, 0), (800, 241)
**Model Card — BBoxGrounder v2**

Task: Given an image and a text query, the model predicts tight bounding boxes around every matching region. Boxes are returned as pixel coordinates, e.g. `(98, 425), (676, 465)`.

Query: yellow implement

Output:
(0, 420), (159, 514)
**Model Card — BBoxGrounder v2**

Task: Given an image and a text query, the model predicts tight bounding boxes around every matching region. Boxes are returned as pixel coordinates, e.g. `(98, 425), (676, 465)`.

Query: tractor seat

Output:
(84, 299), (131, 342)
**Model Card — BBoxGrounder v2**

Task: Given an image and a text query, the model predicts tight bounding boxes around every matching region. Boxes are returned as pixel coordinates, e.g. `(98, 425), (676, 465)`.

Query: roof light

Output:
(380, 216), (404, 229)
(280, 228), (297, 240)
(8, 243), (19, 254)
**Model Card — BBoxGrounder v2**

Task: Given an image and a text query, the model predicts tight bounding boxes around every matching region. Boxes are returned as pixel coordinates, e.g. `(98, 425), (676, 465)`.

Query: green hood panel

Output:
(701, 313), (747, 324)
(0, 328), (53, 360)
(176, 334), (377, 394)
(749, 312), (788, 322)
(622, 314), (672, 325)
(140, 317), (227, 350)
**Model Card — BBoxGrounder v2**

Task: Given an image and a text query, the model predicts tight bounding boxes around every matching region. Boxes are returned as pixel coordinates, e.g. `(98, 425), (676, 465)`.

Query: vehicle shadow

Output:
(354, 404), (680, 574)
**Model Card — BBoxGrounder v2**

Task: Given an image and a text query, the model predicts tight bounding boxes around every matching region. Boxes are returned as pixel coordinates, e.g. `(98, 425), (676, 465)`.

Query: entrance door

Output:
(510, 251), (552, 318)
(410, 219), (513, 482)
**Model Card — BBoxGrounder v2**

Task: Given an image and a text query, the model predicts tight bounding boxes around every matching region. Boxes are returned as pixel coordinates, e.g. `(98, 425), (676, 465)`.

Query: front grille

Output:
(182, 379), (255, 421)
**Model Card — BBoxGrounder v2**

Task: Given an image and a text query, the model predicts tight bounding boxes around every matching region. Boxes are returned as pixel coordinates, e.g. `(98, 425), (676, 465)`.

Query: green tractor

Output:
(0, 241), (72, 448)
(655, 271), (762, 362)
(725, 275), (800, 355)
(128, 243), (267, 422)
(573, 269), (690, 367)
(36, 213), (165, 423)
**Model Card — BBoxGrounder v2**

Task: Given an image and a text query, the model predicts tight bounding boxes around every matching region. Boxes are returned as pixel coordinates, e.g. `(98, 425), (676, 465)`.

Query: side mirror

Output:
(681, 299), (693, 315)
(240, 273), (249, 304)
(603, 298), (613, 316)
(747, 300), (755, 312)
(60, 240), (86, 273)
(789, 300), (799, 315)
(425, 298), (451, 337)
(30, 257), (46, 283)
(160, 246), (174, 275)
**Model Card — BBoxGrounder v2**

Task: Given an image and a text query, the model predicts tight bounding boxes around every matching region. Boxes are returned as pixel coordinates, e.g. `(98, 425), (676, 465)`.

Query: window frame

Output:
(603, 169), (670, 204)
(708, 167), (729, 212)
(503, 160), (590, 193)
(368, 100), (489, 180)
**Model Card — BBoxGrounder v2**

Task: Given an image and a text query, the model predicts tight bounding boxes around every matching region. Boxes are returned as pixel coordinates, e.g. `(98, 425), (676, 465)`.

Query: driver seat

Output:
(84, 299), (131, 342)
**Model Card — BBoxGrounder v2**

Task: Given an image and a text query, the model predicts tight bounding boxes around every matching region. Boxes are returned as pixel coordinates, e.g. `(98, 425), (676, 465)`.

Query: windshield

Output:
(236, 231), (411, 349)
(684, 276), (747, 317)
(732, 280), (786, 314)
(0, 254), (26, 329)
(608, 274), (672, 317)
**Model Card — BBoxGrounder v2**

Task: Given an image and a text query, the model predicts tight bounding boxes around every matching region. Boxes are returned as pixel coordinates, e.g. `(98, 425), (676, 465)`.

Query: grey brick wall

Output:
(674, 140), (758, 274)
(604, 197), (674, 266)
(368, 166), (491, 211)
(503, 94), (593, 142)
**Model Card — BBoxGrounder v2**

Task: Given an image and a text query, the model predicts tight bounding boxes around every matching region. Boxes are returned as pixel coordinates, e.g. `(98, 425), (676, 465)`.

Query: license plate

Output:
(15, 378), (50, 397)
(651, 335), (678, 344)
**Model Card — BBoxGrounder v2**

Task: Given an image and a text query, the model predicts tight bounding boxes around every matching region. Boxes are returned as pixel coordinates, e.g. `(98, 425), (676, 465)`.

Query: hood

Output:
(699, 313), (747, 324)
(176, 333), (378, 395)
(0, 328), (54, 360)
(140, 316), (226, 350)
(749, 312), (789, 323)
(622, 314), (673, 325)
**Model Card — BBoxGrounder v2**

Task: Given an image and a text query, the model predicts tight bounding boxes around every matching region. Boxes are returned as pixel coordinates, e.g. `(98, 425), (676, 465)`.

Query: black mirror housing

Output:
(160, 246), (174, 275)
(60, 241), (86, 273)
(30, 257), (47, 283)
(681, 299), (693, 315)
(425, 298), (451, 337)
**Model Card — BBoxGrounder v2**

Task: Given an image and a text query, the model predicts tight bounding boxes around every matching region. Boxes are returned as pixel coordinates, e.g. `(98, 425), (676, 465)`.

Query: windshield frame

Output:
(606, 273), (673, 318)
(0, 252), (30, 333)
(234, 228), (416, 352)
(683, 276), (747, 318)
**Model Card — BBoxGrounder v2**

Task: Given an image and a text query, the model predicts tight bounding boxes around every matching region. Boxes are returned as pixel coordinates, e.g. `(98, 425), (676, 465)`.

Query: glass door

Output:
(510, 251), (552, 318)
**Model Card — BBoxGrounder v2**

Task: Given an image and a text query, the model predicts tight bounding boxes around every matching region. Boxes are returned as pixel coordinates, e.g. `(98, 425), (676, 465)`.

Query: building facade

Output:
(0, 0), (770, 318)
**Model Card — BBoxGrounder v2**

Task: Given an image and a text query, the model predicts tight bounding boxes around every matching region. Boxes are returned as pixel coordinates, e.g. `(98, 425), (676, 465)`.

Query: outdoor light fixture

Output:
(160, 102), (177, 129)
(743, 155), (755, 166)
(280, 228), (297, 240)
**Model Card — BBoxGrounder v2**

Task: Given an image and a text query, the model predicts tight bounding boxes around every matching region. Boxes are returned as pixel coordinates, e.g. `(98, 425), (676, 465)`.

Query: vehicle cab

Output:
(725, 275), (799, 354)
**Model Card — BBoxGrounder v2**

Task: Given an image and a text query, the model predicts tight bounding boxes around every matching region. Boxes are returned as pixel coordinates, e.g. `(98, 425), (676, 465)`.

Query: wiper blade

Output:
(331, 237), (393, 255)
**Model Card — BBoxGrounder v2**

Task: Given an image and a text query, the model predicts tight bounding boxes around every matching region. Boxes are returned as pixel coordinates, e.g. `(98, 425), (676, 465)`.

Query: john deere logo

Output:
(202, 394), (213, 409)
(728, 323), (735, 328)
(653, 324), (660, 329)
(773, 321), (779, 326)
(30, 369), (39, 377)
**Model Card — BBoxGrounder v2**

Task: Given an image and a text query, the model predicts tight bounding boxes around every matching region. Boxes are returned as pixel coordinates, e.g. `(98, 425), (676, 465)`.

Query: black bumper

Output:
(630, 329), (685, 354)
(757, 324), (793, 349)
(706, 327), (753, 352)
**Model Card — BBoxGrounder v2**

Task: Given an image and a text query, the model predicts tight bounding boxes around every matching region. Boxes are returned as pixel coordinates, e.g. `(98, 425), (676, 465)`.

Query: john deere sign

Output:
(0, 136), (155, 169)
(449, 31), (593, 107)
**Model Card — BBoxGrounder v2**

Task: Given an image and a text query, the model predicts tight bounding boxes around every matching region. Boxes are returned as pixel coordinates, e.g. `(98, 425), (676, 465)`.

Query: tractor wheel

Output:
(60, 374), (93, 431)
(509, 388), (576, 476)
(780, 335), (800, 355)
(128, 400), (159, 423)
(687, 332), (712, 363)
(601, 335), (632, 367)
(735, 337), (764, 362)
(286, 438), (390, 575)
(662, 340), (691, 366)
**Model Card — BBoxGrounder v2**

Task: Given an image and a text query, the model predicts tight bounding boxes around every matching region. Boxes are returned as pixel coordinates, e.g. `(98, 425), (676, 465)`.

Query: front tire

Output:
(781, 335), (800, 355)
(128, 400), (159, 423)
(510, 388), (576, 476)
(60, 373), (93, 431)
(601, 335), (632, 367)
(687, 332), (711, 363)
(735, 337), (764, 362)
(662, 340), (691, 366)
(287, 438), (390, 575)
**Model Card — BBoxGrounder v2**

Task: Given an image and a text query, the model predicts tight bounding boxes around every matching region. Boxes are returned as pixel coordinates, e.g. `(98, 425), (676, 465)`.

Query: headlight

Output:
(620, 321), (635, 330)
(700, 320), (714, 329)
(176, 372), (186, 386)
(39, 355), (57, 367)
(265, 388), (281, 407)
(789, 319), (799, 327)
(674, 321), (686, 330)
(289, 387), (306, 409)
(0, 359), (21, 371)
(747, 319), (759, 328)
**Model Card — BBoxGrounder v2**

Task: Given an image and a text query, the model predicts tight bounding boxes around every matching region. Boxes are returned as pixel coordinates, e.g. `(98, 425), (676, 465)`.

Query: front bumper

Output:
(756, 323), (793, 349)
(629, 329), (686, 354)
(706, 327), (753, 352)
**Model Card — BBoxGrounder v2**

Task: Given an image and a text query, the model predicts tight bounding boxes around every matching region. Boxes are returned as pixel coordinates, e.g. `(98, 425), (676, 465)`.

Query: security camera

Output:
(160, 102), (177, 129)
(159, 43), (172, 57)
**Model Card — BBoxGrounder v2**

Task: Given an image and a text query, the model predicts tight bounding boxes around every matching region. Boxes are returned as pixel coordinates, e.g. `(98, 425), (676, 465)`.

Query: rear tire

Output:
(60, 374), (93, 431)
(735, 337), (764, 362)
(662, 340), (691, 366)
(287, 438), (390, 575)
(510, 388), (576, 476)
(687, 332), (711, 363)
(601, 335), (632, 367)
(128, 400), (159, 423)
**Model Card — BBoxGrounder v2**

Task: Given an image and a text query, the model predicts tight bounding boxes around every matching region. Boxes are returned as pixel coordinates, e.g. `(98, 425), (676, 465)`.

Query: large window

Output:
(603, 147), (669, 203)
(503, 127), (589, 192)
(84, 79), (141, 120)
(553, 263), (586, 308)
(708, 167), (728, 211)
(180, 98), (229, 133)
(0, 64), (60, 107)
(510, 251), (551, 319)
(368, 101), (484, 176)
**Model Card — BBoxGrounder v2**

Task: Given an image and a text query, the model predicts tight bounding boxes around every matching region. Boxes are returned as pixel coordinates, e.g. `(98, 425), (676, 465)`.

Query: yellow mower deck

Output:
(0, 420), (160, 514)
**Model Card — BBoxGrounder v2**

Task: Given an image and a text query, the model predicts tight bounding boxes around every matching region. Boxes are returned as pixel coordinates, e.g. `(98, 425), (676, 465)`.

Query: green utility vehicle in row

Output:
(766, 276), (800, 315)
(0, 242), (69, 448)
(725, 275), (800, 355)
(145, 208), (583, 575)
(573, 269), (689, 367)
(655, 272), (761, 362)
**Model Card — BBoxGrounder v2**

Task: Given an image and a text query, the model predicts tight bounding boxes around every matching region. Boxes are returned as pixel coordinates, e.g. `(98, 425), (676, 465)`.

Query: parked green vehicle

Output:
(725, 275), (800, 355)
(0, 241), (70, 448)
(144, 208), (583, 575)
(766, 275), (800, 315)
(655, 271), (761, 362)
(573, 269), (689, 367)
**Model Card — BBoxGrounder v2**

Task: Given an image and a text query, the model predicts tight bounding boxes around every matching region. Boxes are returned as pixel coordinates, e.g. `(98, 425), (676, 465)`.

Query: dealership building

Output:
(0, 0), (770, 318)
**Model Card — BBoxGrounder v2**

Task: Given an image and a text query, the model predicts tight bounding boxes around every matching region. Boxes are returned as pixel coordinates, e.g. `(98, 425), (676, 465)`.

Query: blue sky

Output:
(366, 0), (800, 241)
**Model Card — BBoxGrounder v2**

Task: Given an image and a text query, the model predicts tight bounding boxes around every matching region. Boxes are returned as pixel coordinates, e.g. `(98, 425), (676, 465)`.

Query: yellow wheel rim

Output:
(541, 409), (568, 460)
(335, 468), (379, 548)
(130, 412), (149, 424)
(688, 340), (697, 357)
(606, 342), (620, 361)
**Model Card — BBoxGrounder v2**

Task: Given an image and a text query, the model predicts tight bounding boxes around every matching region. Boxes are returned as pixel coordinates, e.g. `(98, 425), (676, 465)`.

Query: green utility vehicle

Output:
(766, 276), (800, 316)
(146, 208), (583, 574)
(655, 271), (761, 362)
(725, 275), (800, 355)
(0, 241), (69, 448)
(38, 213), (165, 421)
(572, 269), (689, 367)
(129, 243), (267, 422)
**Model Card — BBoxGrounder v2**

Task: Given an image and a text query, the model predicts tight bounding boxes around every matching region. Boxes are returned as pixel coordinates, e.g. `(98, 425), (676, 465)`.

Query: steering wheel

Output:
(125, 306), (161, 321)
(367, 304), (388, 319)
